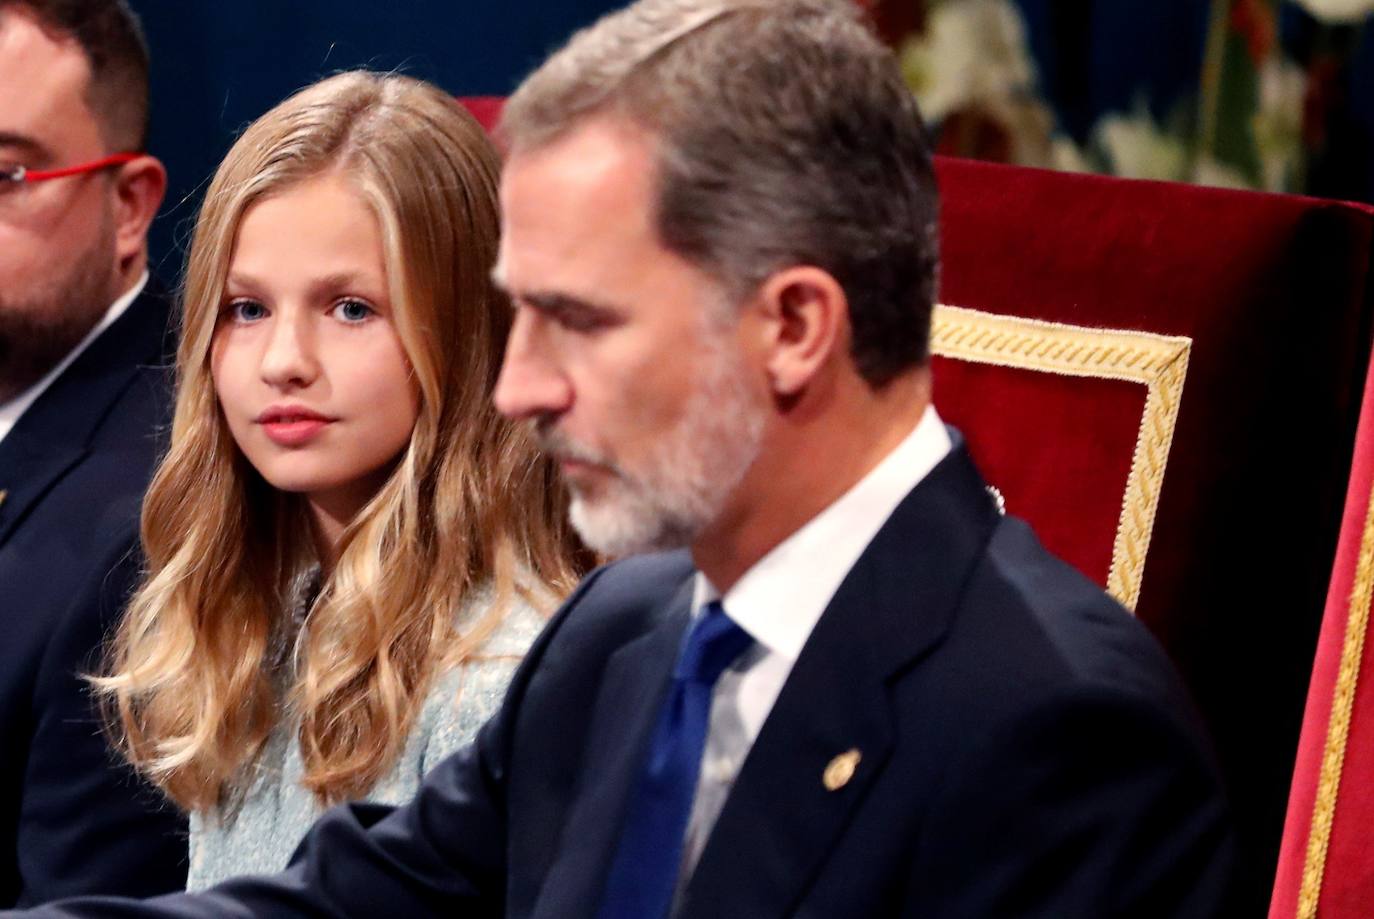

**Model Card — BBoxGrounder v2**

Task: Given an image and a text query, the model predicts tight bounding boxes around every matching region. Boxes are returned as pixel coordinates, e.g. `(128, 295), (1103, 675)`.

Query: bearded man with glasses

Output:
(0, 0), (185, 905)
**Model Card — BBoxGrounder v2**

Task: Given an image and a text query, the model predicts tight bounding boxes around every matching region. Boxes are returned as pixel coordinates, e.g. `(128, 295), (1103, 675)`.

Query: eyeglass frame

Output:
(1, 152), (141, 185)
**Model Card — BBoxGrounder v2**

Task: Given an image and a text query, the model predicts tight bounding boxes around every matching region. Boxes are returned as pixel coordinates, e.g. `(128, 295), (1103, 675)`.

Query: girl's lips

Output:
(261, 418), (332, 446)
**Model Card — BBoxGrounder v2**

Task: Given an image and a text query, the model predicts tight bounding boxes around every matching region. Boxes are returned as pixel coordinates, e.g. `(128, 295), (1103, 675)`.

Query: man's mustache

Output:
(532, 423), (616, 471)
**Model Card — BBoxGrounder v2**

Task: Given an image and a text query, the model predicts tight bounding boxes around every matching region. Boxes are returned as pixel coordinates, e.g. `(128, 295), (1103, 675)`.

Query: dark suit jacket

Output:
(0, 288), (186, 905)
(24, 438), (1233, 917)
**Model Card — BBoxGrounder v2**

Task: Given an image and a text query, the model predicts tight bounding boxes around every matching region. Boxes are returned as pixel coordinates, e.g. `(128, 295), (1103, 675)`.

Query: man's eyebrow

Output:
(489, 264), (626, 321)
(517, 290), (626, 323)
(0, 132), (53, 162)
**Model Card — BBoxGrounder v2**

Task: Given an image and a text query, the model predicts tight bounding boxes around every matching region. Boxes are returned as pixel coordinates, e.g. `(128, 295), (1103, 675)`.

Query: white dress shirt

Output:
(0, 271), (149, 445)
(677, 404), (952, 878)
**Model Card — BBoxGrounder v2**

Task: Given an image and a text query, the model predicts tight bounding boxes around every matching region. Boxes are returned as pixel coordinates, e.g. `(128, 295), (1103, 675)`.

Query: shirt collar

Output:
(0, 271), (149, 444)
(693, 404), (952, 660)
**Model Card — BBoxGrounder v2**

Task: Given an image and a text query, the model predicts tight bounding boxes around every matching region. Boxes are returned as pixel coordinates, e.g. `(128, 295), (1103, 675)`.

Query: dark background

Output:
(126, 0), (624, 276)
(127, 0), (1372, 276)
(1015, 0), (1374, 201)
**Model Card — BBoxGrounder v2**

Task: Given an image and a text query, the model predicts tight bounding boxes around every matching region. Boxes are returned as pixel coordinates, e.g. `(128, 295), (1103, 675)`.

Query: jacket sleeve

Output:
(16, 536), (187, 905)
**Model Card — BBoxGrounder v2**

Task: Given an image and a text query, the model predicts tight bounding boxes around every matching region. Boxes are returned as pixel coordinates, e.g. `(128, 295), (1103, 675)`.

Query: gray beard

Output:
(0, 215), (117, 403)
(558, 330), (765, 559)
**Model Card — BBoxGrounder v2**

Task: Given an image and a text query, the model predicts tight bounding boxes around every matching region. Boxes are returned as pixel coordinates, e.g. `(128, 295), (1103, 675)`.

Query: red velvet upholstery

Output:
(936, 156), (1374, 913)
(457, 96), (504, 134)
(933, 356), (1144, 591)
(1271, 344), (1374, 917)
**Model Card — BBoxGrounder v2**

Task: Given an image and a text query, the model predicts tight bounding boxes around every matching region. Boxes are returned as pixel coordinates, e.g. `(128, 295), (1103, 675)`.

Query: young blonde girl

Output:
(98, 71), (578, 888)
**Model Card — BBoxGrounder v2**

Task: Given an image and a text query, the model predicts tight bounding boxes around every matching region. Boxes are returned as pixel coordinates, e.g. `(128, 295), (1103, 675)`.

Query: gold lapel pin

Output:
(823, 748), (862, 791)
(0, 489), (7, 510)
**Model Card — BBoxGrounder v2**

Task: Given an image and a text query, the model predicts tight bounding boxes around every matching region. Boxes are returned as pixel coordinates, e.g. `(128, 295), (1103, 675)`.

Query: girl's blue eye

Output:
(333, 299), (374, 323)
(228, 299), (267, 323)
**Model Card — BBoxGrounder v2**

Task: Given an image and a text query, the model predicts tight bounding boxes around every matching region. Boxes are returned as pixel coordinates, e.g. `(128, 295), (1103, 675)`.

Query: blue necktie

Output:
(595, 601), (754, 919)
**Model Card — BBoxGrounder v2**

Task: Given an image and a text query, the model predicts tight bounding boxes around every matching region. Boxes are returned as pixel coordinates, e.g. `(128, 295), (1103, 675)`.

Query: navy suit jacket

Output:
(0, 288), (186, 905)
(24, 439), (1233, 917)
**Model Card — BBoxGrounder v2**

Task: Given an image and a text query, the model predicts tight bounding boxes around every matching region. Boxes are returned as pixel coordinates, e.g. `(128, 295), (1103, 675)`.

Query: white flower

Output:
(1259, 55), (1308, 119)
(1253, 55), (1307, 191)
(1095, 111), (1189, 182)
(900, 0), (1037, 123)
(1191, 156), (1253, 190)
(1050, 136), (1091, 173)
(1290, 0), (1374, 23)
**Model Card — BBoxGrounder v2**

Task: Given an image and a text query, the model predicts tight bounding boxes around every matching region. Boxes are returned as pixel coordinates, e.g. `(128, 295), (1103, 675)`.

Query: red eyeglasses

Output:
(0, 152), (140, 184)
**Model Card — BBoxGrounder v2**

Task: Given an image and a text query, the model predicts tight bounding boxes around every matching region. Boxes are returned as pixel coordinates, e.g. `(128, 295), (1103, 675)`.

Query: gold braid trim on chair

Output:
(930, 304), (1192, 610)
(1296, 489), (1374, 918)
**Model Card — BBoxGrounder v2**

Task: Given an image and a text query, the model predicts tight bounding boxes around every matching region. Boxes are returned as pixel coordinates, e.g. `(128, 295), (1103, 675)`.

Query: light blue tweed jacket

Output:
(185, 583), (546, 890)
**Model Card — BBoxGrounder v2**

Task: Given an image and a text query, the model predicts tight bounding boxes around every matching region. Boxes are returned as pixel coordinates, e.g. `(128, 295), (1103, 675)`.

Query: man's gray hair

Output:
(501, 0), (939, 386)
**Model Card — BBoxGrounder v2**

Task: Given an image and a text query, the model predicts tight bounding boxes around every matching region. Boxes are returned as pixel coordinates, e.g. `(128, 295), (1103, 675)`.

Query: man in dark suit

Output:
(0, 0), (185, 904)
(18, 0), (1232, 916)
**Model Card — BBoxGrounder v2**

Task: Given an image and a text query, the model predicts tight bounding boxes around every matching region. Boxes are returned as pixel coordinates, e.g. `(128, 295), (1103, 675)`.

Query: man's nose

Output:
(493, 310), (572, 420)
(260, 309), (320, 389)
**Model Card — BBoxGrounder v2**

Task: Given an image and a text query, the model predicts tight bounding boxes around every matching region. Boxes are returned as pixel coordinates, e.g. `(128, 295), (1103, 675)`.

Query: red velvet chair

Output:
(934, 157), (1374, 914)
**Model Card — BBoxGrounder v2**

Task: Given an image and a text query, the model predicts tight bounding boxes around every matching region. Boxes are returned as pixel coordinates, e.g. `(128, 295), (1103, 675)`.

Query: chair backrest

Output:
(458, 95), (504, 134)
(934, 155), (1374, 915)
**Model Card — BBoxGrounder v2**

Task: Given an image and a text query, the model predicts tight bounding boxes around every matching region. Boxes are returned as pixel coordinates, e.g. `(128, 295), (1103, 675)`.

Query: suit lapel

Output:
(530, 577), (696, 919)
(681, 443), (1000, 918)
(0, 288), (170, 549)
(0, 434), (88, 547)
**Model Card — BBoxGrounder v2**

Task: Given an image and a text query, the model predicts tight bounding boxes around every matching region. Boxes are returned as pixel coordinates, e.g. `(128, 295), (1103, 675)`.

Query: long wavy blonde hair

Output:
(99, 71), (578, 813)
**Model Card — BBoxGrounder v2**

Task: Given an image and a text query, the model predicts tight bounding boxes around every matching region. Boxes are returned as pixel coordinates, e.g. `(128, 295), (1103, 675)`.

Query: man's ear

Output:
(756, 266), (848, 397)
(111, 154), (167, 267)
